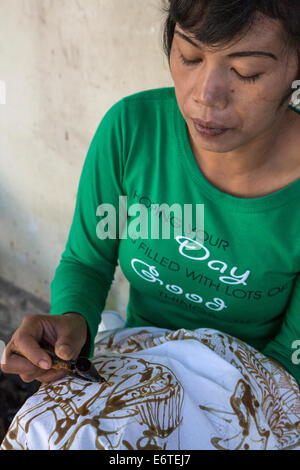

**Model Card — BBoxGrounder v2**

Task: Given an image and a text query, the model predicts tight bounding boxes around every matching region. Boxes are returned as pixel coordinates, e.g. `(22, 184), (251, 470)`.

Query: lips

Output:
(192, 118), (229, 130)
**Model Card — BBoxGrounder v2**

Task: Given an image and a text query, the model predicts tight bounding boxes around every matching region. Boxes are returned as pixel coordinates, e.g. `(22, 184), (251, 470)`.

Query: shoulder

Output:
(98, 87), (175, 131)
(121, 87), (175, 105)
(120, 87), (175, 119)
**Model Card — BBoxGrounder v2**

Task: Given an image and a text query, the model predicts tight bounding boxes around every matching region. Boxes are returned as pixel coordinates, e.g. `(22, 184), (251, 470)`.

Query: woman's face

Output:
(169, 15), (299, 154)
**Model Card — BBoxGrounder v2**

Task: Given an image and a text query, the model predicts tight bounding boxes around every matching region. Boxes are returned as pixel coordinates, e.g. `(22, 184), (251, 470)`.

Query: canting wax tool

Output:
(43, 349), (106, 383)
(12, 345), (106, 383)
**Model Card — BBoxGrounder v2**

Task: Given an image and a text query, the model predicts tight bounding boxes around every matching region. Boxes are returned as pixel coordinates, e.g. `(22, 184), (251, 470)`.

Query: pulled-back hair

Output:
(161, 0), (300, 104)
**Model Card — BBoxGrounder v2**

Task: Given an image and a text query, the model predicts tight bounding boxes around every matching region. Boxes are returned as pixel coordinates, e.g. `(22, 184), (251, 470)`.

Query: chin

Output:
(197, 143), (238, 153)
(190, 126), (241, 153)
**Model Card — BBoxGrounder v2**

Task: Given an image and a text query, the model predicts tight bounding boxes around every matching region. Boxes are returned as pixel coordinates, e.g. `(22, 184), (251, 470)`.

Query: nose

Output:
(192, 66), (229, 111)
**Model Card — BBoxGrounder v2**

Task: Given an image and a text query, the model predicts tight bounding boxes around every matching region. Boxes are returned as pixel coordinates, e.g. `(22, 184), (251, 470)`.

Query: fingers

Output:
(1, 340), (52, 382)
(1, 347), (69, 384)
(8, 314), (54, 369)
(1, 347), (69, 383)
(1, 334), (52, 373)
(0, 315), (53, 379)
(11, 334), (52, 370)
(0, 312), (88, 385)
(1, 343), (42, 376)
(23, 368), (69, 384)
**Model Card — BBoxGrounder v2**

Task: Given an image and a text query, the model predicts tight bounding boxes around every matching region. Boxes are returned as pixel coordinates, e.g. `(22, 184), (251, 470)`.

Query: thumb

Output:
(53, 314), (87, 361)
(54, 339), (76, 361)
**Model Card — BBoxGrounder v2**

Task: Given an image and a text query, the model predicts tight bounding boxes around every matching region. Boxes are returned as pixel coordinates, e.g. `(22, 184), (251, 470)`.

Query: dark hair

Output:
(161, 0), (300, 106)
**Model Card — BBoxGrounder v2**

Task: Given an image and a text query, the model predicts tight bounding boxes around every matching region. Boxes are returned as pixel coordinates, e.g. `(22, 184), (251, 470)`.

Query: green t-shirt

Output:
(50, 87), (300, 388)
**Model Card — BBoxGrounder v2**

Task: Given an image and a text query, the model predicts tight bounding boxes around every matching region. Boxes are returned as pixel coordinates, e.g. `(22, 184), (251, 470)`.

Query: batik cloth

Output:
(1, 326), (300, 450)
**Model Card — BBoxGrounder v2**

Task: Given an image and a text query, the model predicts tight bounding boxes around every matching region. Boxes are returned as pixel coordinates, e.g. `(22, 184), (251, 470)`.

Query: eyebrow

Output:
(174, 30), (278, 61)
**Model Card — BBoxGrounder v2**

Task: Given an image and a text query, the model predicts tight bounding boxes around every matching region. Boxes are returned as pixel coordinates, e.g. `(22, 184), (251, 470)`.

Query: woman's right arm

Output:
(1, 98), (127, 382)
(49, 98), (127, 358)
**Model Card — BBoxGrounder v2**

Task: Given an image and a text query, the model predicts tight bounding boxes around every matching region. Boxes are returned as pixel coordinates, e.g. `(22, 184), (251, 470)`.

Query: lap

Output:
(1, 327), (300, 450)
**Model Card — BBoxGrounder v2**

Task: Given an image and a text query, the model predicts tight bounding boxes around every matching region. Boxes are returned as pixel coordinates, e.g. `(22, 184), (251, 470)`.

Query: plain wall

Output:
(0, 0), (173, 318)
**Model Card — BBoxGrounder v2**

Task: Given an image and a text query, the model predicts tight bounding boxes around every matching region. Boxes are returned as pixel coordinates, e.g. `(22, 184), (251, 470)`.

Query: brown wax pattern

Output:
(1, 328), (300, 450)
(1, 354), (184, 450)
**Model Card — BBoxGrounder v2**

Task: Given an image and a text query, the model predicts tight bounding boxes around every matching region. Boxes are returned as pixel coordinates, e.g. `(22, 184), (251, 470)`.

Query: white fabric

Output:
(96, 310), (125, 333)
(1, 325), (300, 450)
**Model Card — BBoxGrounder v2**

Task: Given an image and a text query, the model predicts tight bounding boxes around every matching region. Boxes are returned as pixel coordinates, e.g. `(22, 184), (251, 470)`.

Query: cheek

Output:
(170, 63), (195, 108)
(169, 50), (191, 85)
(170, 64), (189, 103)
(233, 76), (286, 123)
(236, 105), (278, 139)
(169, 57), (183, 83)
(255, 69), (293, 105)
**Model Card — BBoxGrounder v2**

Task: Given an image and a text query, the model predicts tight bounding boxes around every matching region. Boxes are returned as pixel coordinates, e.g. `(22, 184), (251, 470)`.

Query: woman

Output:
(1, 0), (300, 450)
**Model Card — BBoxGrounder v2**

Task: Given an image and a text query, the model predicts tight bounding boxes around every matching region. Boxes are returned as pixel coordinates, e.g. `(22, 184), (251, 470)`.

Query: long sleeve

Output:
(49, 99), (127, 357)
(261, 273), (300, 389)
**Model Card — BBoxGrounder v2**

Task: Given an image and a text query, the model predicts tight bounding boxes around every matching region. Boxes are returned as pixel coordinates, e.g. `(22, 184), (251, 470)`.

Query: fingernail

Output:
(57, 344), (72, 357)
(39, 360), (50, 369)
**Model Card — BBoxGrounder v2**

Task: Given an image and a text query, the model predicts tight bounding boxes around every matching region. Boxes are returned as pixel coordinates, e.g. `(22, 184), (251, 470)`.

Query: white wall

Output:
(0, 0), (173, 317)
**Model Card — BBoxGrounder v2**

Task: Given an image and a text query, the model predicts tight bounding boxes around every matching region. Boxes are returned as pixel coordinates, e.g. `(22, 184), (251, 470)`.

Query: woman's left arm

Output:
(261, 273), (300, 390)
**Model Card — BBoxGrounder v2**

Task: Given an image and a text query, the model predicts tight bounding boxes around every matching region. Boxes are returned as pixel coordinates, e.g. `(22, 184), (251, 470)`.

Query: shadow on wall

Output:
(0, 173), (55, 300)
(0, 276), (50, 343)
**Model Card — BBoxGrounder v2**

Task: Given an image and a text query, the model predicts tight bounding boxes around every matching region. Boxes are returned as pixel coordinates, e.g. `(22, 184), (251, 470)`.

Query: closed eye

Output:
(179, 54), (262, 83)
(232, 69), (262, 83)
(179, 54), (202, 66)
